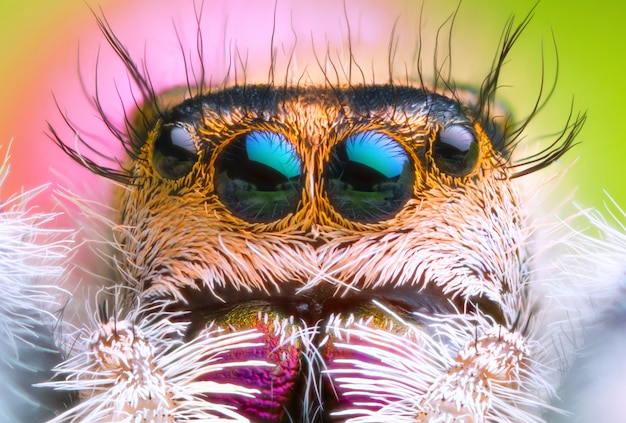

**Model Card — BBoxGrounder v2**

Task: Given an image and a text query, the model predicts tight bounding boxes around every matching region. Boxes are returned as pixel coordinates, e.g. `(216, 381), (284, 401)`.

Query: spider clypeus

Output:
(1, 1), (624, 423)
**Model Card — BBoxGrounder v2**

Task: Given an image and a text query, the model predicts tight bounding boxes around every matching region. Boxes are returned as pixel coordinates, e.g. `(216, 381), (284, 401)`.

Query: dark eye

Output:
(214, 131), (302, 222)
(432, 125), (479, 176)
(324, 131), (414, 222)
(152, 125), (198, 179)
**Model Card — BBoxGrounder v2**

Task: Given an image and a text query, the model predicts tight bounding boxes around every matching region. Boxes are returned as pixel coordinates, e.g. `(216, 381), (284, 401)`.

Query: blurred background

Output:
(0, 0), (624, 218)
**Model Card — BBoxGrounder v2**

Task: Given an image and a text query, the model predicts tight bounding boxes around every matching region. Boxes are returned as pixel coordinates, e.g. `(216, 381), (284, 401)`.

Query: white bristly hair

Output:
(324, 305), (551, 423)
(3, 137), (626, 421)
(0, 145), (73, 422)
(41, 287), (274, 423)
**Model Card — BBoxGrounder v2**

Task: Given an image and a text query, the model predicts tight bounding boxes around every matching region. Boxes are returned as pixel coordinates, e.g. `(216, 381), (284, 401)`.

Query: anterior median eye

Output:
(432, 125), (479, 177)
(214, 130), (302, 222)
(152, 125), (198, 179)
(325, 131), (414, 222)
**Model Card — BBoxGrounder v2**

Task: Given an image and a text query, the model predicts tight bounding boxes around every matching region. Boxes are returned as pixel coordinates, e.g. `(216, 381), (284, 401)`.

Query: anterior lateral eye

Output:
(432, 125), (479, 177)
(214, 130), (302, 223)
(152, 125), (198, 180)
(324, 130), (414, 223)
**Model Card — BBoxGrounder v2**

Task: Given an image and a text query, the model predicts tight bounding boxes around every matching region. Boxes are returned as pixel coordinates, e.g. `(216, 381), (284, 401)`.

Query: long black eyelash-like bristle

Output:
(475, 8), (536, 130)
(47, 107), (136, 185)
(93, 10), (161, 145)
(510, 108), (586, 178)
(48, 7), (165, 185)
(406, 1), (581, 178)
(470, 4), (585, 177)
(429, 2), (461, 96)
(51, 3), (584, 185)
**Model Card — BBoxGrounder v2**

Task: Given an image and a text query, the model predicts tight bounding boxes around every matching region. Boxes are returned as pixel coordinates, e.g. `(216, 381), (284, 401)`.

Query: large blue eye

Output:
(214, 131), (302, 222)
(325, 131), (414, 222)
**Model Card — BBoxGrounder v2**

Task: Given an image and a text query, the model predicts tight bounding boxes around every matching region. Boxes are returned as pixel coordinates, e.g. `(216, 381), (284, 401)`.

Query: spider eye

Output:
(432, 125), (479, 177)
(214, 130), (302, 222)
(152, 126), (198, 179)
(325, 131), (414, 222)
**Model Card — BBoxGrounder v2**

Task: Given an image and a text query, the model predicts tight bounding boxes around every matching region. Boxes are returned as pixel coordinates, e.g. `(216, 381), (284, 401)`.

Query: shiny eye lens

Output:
(152, 126), (198, 179)
(432, 125), (479, 176)
(325, 131), (414, 222)
(214, 131), (302, 222)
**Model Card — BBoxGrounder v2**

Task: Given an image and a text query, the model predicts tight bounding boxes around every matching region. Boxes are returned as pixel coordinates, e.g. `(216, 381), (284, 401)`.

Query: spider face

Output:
(111, 84), (528, 421)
